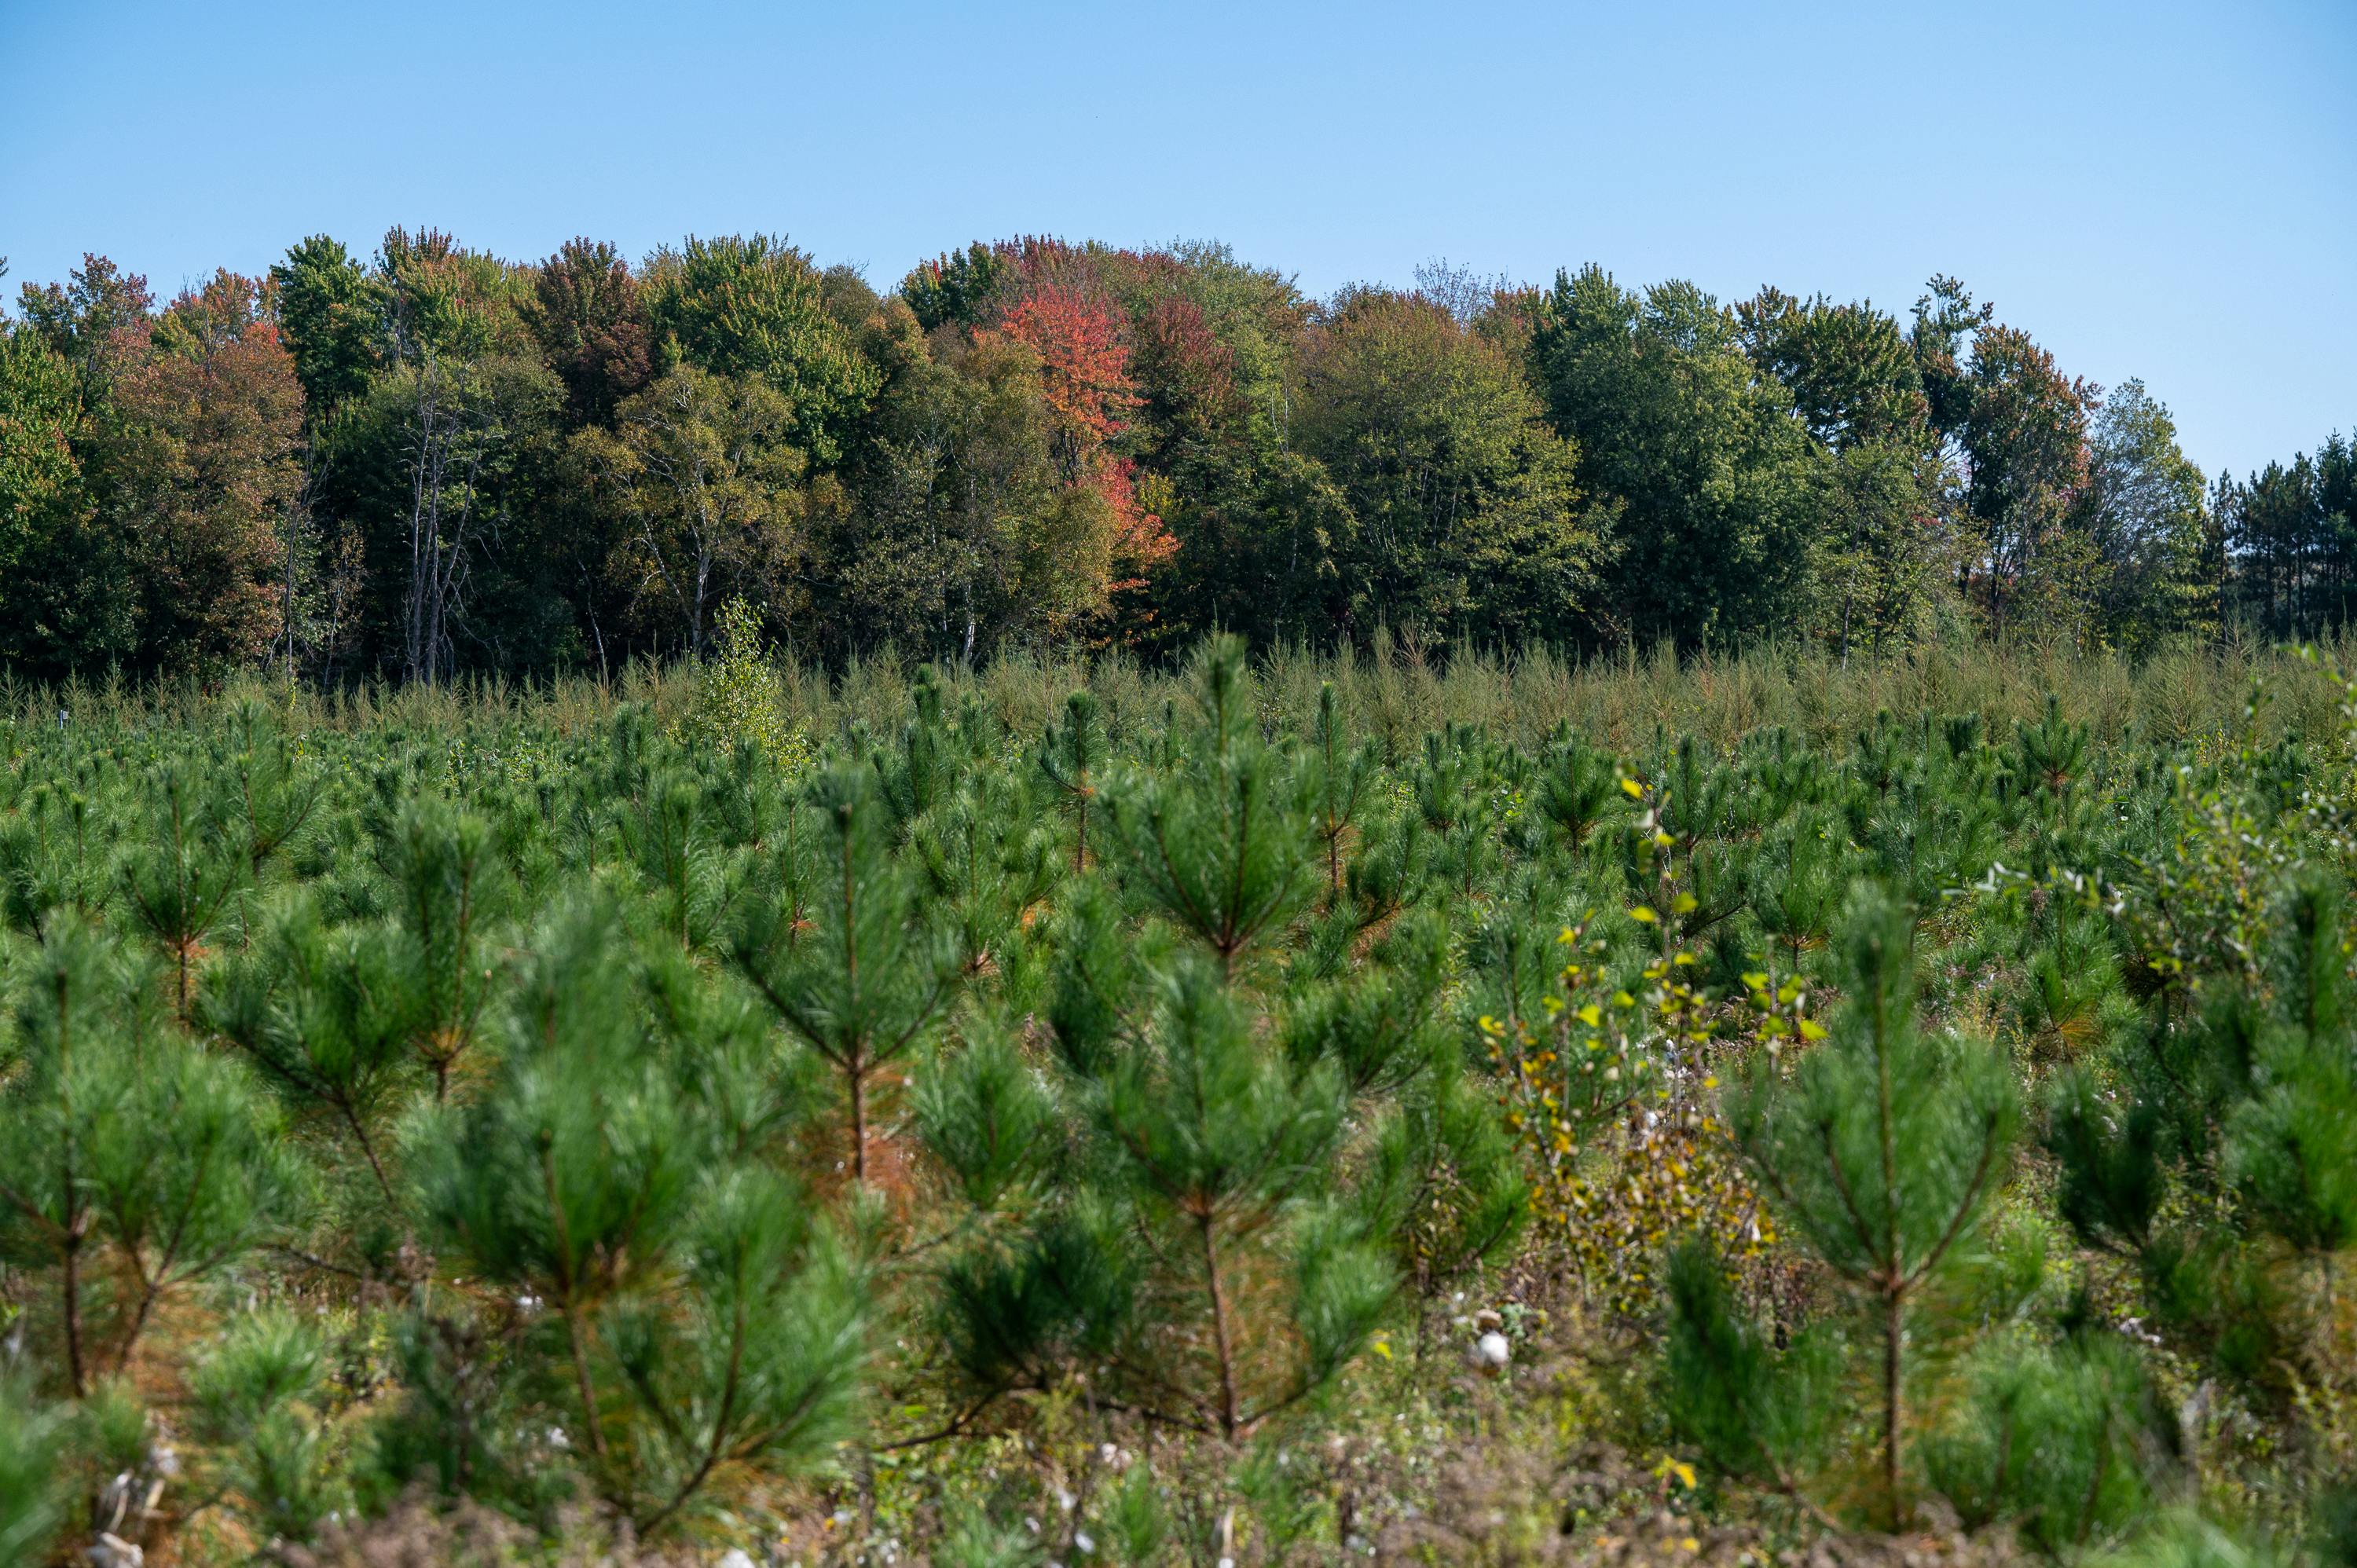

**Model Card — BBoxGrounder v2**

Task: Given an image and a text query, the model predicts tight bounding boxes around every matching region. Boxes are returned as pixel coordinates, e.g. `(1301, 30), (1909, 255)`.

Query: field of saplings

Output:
(2, 634), (2354, 1568)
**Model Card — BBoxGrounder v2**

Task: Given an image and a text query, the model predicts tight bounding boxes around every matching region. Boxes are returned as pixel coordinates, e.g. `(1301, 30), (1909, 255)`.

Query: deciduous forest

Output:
(2, 231), (2350, 682)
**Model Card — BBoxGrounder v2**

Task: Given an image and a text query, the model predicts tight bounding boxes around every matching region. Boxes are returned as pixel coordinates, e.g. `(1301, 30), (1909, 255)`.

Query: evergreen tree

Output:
(940, 951), (1390, 1442)
(412, 897), (867, 1532)
(0, 1375), (64, 1563)
(1725, 886), (2018, 1526)
(912, 765), (1057, 984)
(119, 760), (243, 1021)
(0, 918), (302, 1398)
(1302, 682), (1376, 899)
(728, 764), (958, 1185)
(205, 889), (423, 1214)
(1918, 1331), (2166, 1554)
(1037, 689), (1109, 873)
(1104, 637), (1314, 979)
(1660, 1237), (1845, 1508)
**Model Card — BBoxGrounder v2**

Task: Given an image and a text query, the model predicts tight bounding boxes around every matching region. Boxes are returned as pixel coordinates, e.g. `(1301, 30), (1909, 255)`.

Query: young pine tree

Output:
(1516, 723), (1622, 860)
(0, 918), (303, 1398)
(1302, 682), (1377, 899)
(2224, 880), (2357, 1280)
(728, 764), (958, 1186)
(1917, 1329), (2167, 1554)
(1104, 637), (1314, 980)
(411, 897), (867, 1533)
(207, 697), (328, 881)
(911, 768), (1057, 987)
(0, 1374), (65, 1563)
(1660, 1237), (1846, 1513)
(119, 759), (244, 1022)
(2047, 877), (2355, 1390)
(1725, 885), (2018, 1528)
(374, 797), (504, 1102)
(944, 955), (1388, 1442)
(203, 890), (423, 1217)
(1037, 689), (1109, 873)
(931, 660), (1405, 1443)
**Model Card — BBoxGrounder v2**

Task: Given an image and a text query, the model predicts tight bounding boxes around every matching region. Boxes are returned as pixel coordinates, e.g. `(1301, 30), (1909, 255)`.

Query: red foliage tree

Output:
(1133, 295), (1240, 452)
(104, 271), (305, 672)
(977, 258), (1175, 594)
(988, 283), (1139, 463)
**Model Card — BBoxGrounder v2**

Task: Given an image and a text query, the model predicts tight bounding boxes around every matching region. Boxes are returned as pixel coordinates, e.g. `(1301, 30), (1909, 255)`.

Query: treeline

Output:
(0, 234), (2348, 683)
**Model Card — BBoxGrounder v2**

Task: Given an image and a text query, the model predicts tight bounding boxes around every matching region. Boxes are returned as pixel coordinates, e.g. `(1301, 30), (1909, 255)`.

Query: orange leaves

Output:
(984, 282), (1140, 452)
(973, 258), (1174, 605)
(1098, 457), (1177, 581)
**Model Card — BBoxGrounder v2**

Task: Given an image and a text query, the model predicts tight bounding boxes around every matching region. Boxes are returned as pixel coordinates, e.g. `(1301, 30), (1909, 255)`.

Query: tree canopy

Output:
(2, 229), (2337, 684)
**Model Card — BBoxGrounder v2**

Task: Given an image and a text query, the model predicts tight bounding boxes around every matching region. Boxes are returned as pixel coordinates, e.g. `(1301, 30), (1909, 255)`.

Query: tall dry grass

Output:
(6, 631), (2351, 758)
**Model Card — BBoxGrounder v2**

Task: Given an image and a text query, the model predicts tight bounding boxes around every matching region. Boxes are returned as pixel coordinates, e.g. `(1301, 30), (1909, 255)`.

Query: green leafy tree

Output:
(523, 236), (654, 427)
(902, 242), (1011, 333)
(818, 324), (1131, 660)
(269, 234), (381, 416)
(1912, 280), (2099, 643)
(1529, 266), (1817, 649)
(573, 365), (810, 660)
(15, 253), (153, 401)
(644, 233), (881, 467)
(1296, 288), (1601, 647)
(0, 324), (130, 676)
(99, 270), (306, 676)
(1738, 288), (1930, 451)
(2078, 379), (2212, 651)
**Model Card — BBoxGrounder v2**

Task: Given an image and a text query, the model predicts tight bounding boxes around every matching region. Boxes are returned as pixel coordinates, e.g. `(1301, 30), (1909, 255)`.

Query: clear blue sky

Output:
(4, 0), (2350, 481)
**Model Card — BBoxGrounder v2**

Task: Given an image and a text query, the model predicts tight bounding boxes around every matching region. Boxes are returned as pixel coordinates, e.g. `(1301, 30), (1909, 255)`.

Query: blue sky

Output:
(3, 0), (2350, 480)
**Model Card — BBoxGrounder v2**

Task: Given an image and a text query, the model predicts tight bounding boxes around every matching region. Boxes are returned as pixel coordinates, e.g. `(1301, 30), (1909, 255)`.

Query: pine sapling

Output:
(206, 892), (418, 1211)
(377, 798), (504, 1101)
(1038, 689), (1109, 872)
(1525, 724), (1619, 852)
(415, 897), (867, 1533)
(729, 764), (956, 1186)
(1091, 960), (1382, 1439)
(1105, 638), (1314, 980)
(1303, 683), (1376, 899)
(1730, 885), (2018, 1528)
(120, 760), (243, 1021)
(0, 918), (301, 1396)
(211, 698), (327, 880)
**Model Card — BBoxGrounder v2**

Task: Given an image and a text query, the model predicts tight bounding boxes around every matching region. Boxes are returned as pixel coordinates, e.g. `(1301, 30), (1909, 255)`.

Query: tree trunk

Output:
(1198, 1214), (1242, 1441)
(849, 1060), (868, 1188)
(1883, 1285), (1905, 1530)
